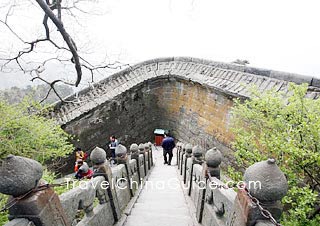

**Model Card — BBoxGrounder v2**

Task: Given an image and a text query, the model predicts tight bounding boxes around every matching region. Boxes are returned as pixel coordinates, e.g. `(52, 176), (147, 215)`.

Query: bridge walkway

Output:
(123, 147), (198, 226)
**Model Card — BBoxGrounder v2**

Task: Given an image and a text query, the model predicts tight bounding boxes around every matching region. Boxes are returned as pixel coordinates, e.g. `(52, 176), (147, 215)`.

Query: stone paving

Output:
(124, 147), (197, 226)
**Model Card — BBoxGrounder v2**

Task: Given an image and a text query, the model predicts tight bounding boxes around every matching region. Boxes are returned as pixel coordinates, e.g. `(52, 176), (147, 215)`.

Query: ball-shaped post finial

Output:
(130, 143), (139, 154)
(144, 143), (150, 150)
(138, 143), (145, 154)
(0, 155), (43, 197)
(244, 159), (288, 202)
(185, 143), (193, 156)
(90, 147), (107, 165)
(192, 145), (203, 158)
(205, 147), (222, 168)
(115, 144), (127, 157)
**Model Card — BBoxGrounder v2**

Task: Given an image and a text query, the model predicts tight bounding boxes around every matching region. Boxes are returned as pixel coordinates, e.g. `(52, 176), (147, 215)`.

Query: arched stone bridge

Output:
(3, 56), (319, 225)
(49, 57), (320, 166)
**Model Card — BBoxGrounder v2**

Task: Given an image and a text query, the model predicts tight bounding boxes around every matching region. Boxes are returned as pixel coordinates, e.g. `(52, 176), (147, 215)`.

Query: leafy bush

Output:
(0, 98), (73, 163)
(230, 83), (320, 225)
(0, 194), (8, 225)
(0, 99), (73, 225)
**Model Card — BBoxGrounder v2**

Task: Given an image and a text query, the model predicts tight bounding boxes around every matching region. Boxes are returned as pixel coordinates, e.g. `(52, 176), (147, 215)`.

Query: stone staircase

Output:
(123, 147), (197, 226)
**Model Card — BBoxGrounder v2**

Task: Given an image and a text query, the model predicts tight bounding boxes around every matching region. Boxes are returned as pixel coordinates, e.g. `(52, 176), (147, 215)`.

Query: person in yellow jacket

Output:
(74, 147), (87, 172)
(75, 147), (85, 161)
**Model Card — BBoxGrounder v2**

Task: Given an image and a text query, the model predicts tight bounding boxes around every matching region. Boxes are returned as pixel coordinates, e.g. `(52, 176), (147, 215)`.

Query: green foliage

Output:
(0, 98), (73, 163)
(230, 83), (320, 225)
(0, 193), (8, 225)
(0, 99), (74, 224)
(42, 169), (80, 195)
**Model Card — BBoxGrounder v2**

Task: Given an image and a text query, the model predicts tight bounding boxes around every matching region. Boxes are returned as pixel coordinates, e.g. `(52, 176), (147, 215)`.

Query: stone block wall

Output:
(62, 78), (236, 170)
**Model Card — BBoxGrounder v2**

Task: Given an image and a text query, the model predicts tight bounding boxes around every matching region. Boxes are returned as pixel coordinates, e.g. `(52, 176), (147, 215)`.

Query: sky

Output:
(1, 0), (320, 90)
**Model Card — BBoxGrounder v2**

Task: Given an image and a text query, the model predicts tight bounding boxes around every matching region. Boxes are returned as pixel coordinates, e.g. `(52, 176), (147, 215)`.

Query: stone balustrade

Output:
(0, 143), (154, 226)
(1, 142), (288, 226)
(177, 142), (288, 226)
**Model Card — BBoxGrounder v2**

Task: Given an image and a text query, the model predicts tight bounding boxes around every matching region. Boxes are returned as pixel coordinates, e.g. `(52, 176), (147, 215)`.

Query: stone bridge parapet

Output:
(176, 142), (288, 226)
(1, 143), (154, 226)
(50, 57), (320, 126)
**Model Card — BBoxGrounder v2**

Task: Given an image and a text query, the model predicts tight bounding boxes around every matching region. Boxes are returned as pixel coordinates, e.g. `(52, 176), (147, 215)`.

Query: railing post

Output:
(188, 145), (204, 196)
(197, 147), (222, 223)
(227, 159), (288, 226)
(138, 143), (147, 177)
(204, 147), (222, 180)
(144, 143), (151, 170)
(176, 142), (182, 167)
(115, 144), (134, 198)
(90, 146), (120, 223)
(183, 143), (193, 184)
(130, 143), (141, 185)
(180, 144), (186, 175)
(147, 142), (154, 167)
(0, 155), (70, 226)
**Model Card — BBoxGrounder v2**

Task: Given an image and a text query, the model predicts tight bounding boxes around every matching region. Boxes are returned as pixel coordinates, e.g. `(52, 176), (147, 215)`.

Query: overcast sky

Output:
(1, 0), (320, 89)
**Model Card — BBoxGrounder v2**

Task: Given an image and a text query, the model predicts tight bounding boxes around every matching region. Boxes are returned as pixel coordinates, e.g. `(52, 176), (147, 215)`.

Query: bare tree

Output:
(0, 0), (129, 102)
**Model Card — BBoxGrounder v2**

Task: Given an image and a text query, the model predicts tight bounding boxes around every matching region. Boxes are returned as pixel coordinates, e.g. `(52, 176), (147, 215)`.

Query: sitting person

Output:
(75, 162), (93, 180)
(74, 159), (83, 172)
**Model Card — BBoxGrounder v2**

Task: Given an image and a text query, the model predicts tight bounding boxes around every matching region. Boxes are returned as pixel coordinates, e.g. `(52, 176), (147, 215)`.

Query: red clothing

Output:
(78, 169), (93, 179)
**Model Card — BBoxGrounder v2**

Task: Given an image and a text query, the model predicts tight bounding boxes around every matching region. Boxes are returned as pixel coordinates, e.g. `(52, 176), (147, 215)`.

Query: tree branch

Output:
(35, 0), (82, 87)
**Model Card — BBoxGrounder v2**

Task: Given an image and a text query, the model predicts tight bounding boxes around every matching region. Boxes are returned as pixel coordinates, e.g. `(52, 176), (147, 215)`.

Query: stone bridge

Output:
(49, 57), (320, 167)
(1, 57), (318, 226)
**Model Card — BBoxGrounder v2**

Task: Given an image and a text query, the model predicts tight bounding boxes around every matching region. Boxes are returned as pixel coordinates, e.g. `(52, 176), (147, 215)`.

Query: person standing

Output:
(109, 135), (119, 163)
(161, 133), (175, 165)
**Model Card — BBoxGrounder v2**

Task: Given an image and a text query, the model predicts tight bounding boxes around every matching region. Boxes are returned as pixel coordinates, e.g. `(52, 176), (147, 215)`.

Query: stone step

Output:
(133, 202), (187, 209)
(124, 213), (193, 226)
(136, 194), (186, 203)
(130, 206), (190, 217)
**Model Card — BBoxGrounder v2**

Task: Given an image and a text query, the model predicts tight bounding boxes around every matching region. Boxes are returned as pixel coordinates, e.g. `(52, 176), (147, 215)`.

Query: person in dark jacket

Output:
(161, 133), (175, 165)
(109, 135), (119, 164)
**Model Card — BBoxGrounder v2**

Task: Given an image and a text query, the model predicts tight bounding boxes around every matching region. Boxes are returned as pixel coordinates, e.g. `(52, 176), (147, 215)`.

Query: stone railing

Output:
(176, 142), (288, 226)
(0, 142), (154, 226)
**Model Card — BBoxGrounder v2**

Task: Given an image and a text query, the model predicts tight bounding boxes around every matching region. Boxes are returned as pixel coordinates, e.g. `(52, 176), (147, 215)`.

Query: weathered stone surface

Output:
(205, 147), (222, 168)
(144, 143), (150, 150)
(138, 143), (145, 154)
(185, 143), (193, 155)
(244, 159), (288, 202)
(130, 143), (139, 154)
(8, 181), (70, 226)
(4, 218), (35, 226)
(192, 145), (203, 158)
(60, 177), (102, 224)
(116, 144), (127, 157)
(90, 146), (107, 164)
(0, 155), (43, 197)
